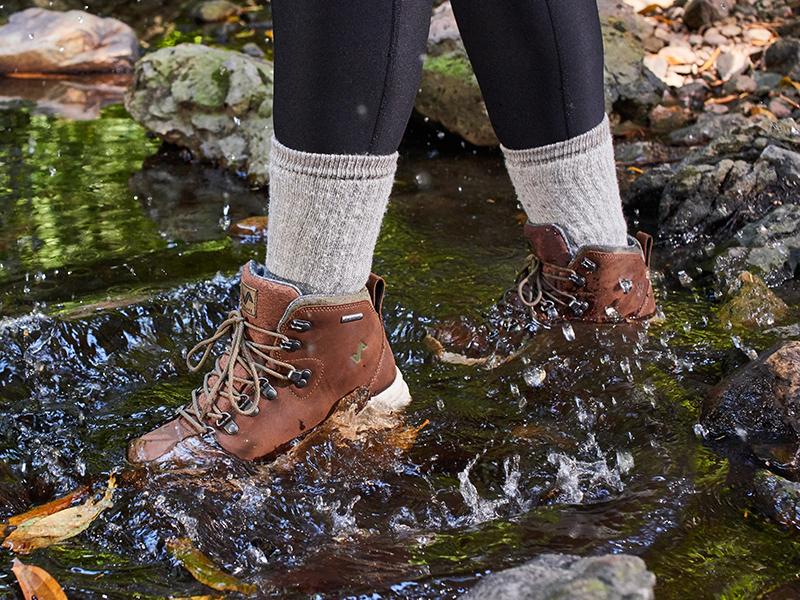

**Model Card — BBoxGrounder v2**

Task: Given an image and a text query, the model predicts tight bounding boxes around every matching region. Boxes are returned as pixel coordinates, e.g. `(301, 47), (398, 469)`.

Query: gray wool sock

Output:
(502, 115), (628, 248)
(266, 137), (397, 295)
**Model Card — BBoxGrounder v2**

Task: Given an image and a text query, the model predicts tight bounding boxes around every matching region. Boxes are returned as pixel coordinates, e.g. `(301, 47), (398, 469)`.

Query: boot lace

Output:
(515, 254), (590, 320)
(177, 310), (307, 434)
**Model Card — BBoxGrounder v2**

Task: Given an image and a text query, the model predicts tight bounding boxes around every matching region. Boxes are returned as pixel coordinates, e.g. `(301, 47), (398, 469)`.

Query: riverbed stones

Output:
(461, 554), (655, 600)
(0, 8), (139, 74)
(125, 43), (274, 184)
(702, 342), (800, 447)
(765, 38), (800, 80)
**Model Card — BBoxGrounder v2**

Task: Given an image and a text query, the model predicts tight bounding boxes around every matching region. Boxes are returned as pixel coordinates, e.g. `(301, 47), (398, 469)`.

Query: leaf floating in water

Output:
(168, 538), (257, 595)
(228, 215), (268, 239)
(11, 558), (68, 600)
(3, 475), (116, 554)
(6, 485), (89, 528)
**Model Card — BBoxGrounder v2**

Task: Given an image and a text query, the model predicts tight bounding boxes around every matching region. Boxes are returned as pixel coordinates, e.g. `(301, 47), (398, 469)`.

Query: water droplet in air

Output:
(561, 322), (575, 342)
(523, 366), (546, 388)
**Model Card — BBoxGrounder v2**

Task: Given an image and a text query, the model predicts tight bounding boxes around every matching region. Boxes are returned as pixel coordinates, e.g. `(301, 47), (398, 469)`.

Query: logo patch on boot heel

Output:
(241, 282), (258, 318)
(351, 342), (368, 364)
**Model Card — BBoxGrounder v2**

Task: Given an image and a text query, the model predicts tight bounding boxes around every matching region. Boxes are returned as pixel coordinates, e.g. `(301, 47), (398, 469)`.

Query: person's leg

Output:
(268, 0), (432, 295)
(450, 0), (628, 248)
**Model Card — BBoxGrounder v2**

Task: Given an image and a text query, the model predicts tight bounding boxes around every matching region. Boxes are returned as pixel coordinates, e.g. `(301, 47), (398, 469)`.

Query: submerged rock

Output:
(752, 469), (800, 529)
(765, 38), (800, 80)
(702, 342), (800, 449)
(0, 9), (139, 74)
(683, 0), (731, 30)
(461, 554), (655, 600)
(125, 44), (274, 184)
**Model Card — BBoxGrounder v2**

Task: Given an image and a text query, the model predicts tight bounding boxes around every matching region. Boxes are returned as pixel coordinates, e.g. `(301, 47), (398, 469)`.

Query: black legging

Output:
(271, 0), (606, 155)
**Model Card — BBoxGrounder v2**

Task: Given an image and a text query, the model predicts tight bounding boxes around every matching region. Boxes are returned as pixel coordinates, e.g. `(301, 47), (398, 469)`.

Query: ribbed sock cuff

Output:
(270, 136), (398, 180)
(501, 116), (611, 167)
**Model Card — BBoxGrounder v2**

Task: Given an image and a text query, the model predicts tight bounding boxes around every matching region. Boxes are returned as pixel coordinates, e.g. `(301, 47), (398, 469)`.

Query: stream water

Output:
(1, 3), (800, 599)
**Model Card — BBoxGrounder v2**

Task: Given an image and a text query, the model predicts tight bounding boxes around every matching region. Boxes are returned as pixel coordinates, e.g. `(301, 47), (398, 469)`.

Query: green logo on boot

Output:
(351, 342), (368, 364)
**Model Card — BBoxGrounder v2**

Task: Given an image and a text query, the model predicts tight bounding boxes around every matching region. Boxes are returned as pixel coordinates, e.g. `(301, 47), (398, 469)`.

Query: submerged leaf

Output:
(3, 475), (116, 554)
(12, 559), (68, 600)
(228, 215), (268, 238)
(168, 538), (257, 595)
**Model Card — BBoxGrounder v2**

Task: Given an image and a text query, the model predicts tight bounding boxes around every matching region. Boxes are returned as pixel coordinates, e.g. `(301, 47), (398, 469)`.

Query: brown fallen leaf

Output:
(699, 47), (721, 73)
(168, 538), (257, 595)
(228, 216), (268, 238)
(705, 94), (743, 106)
(782, 77), (800, 92)
(3, 475), (116, 554)
(6, 486), (89, 528)
(749, 106), (777, 120)
(12, 558), (68, 600)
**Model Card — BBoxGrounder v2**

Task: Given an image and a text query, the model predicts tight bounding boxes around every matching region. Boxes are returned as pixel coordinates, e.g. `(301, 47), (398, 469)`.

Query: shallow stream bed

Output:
(1, 5), (800, 598)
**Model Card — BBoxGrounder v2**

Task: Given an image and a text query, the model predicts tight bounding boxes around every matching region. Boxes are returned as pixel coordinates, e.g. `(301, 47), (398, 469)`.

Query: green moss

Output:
(423, 51), (477, 83)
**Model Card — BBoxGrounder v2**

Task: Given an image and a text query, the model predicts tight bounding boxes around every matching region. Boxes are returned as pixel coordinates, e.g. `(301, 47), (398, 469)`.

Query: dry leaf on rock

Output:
(168, 538), (257, 595)
(3, 475), (116, 554)
(12, 559), (68, 600)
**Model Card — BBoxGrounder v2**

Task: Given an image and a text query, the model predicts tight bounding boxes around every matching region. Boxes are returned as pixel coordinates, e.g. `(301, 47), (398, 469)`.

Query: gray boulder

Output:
(653, 118), (800, 241)
(125, 44), (274, 184)
(0, 8), (139, 74)
(415, 1), (663, 146)
(714, 204), (800, 288)
(462, 554), (655, 600)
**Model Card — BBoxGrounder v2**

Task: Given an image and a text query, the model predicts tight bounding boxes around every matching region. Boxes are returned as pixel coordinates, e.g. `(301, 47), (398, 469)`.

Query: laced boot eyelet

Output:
(258, 376), (278, 400)
(568, 273), (586, 287)
(539, 299), (559, 321)
(569, 299), (590, 317)
(580, 258), (597, 273)
(214, 412), (239, 435)
(237, 393), (259, 416)
(289, 319), (312, 332)
(280, 338), (302, 351)
(288, 368), (312, 388)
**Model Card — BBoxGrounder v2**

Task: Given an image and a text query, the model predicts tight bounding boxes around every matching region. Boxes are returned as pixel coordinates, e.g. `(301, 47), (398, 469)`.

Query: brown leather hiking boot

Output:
(427, 223), (656, 364)
(513, 223), (656, 324)
(127, 261), (410, 463)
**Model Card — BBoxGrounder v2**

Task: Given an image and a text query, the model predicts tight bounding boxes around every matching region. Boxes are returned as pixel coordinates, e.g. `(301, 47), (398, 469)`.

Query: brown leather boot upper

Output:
(517, 223), (656, 324)
(127, 261), (401, 463)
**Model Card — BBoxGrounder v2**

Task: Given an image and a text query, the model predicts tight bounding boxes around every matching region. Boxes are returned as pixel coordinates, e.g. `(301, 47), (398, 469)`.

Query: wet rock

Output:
(683, 0), (731, 30)
(125, 44), (274, 185)
(702, 342), (800, 447)
(717, 272), (790, 328)
(461, 554), (655, 600)
(669, 113), (748, 146)
(714, 204), (800, 288)
(192, 0), (240, 23)
(416, 0), (663, 145)
(0, 9), (138, 74)
(656, 118), (800, 241)
(0, 73), (129, 120)
(765, 38), (800, 80)
(753, 71), (783, 95)
(752, 469), (800, 529)
(723, 74), (757, 95)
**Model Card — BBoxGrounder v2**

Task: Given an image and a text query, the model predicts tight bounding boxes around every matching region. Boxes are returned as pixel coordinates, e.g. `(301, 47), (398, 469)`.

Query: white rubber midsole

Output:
(368, 367), (412, 413)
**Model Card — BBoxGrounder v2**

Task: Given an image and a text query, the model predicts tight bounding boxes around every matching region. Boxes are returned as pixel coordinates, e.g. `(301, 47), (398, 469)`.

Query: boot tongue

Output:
(239, 261), (301, 341)
(523, 224), (575, 267)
